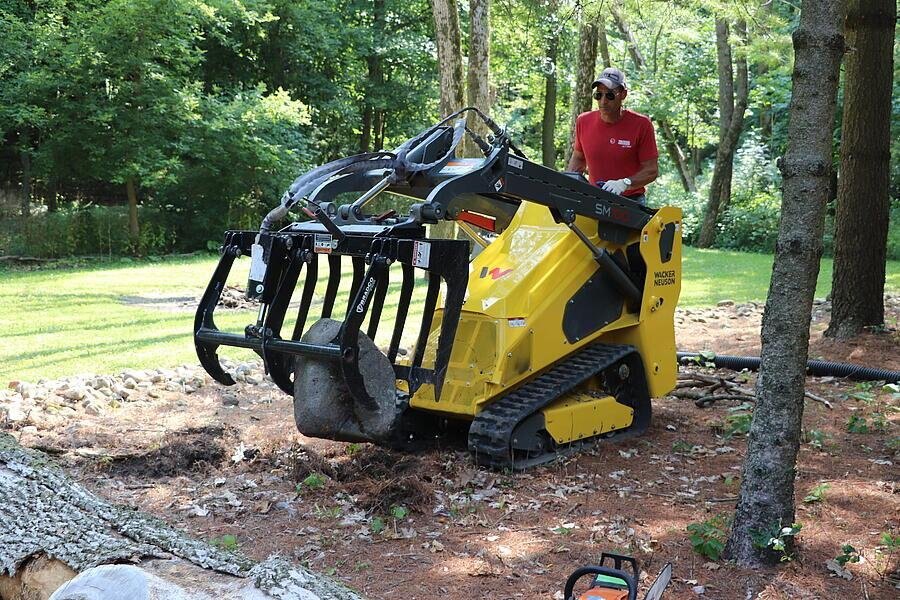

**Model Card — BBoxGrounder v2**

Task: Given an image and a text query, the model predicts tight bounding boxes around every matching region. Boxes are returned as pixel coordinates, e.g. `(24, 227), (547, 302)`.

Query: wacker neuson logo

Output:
(654, 269), (676, 286)
(355, 278), (377, 312)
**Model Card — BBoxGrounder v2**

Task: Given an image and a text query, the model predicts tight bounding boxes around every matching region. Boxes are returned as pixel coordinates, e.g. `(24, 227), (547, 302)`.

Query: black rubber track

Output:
(468, 343), (643, 469)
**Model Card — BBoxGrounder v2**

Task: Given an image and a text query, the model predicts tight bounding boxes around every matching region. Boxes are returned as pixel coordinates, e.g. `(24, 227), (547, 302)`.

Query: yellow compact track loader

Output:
(195, 109), (682, 468)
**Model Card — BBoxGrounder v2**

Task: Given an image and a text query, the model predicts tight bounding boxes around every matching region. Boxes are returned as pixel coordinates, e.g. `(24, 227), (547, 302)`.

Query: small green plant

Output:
(672, 440), (694, 454)
(369, 516), (385, 534)
(687, 515), (729, 561)
(871, 413), (889, 432)
(552, 523), (576, 536)
(390, 505), (409, 519)
(345, 443), (362, 456)
(803, 482), (829, 504)
(211, 534), (238, 551)
(723, 410), (753, 438)
(847, 414), (870, 434)
(803, 429), (828, 450)
(750, 521), (802, 562)
(834, 543), (861, 567)
(297, 472), (327, 491)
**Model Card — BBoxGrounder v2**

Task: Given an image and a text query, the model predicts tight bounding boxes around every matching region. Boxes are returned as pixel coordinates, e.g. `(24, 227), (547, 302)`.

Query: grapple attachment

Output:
(194, 223), (469, 432)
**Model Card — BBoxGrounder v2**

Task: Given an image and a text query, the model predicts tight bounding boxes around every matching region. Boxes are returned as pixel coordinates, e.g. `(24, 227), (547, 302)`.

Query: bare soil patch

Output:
(2, 300), (898, 600)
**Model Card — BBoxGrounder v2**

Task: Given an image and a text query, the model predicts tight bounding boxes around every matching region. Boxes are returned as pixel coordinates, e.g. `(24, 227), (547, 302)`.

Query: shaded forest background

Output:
(0, 0), (898, 258)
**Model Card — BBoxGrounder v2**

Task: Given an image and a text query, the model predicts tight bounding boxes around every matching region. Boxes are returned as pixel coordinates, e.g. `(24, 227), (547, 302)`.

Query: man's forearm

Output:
(626, 161), (659, 190)
(567, 154), (587, 173)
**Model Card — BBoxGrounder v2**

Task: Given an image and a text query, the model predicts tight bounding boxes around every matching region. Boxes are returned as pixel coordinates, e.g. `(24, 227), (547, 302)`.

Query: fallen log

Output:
(0, 433), (365, 600)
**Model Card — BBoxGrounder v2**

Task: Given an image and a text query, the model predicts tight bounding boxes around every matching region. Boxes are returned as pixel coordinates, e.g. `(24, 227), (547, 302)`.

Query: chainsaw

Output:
(564, 552), (672, 600)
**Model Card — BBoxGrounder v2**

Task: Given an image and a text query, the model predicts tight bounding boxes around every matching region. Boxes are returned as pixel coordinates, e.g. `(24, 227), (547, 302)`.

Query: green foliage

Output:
(846, 414), (870, 434)
(834, 543), (860, 567)
(687, 515), (729, 561)
(803, 482), (829, 504)
(298, 472), (327, 490)
(369, 516), (385, 534)
(803, 429), (828, 450)
(210, 533), (239, 551)
(390, 505), (409, 520)
(723, 405), (753, 438)
(750, 521), (802, 562)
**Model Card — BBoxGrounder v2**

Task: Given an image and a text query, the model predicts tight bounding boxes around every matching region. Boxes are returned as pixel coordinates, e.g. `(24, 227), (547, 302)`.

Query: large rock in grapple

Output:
(293, 319), (402, 443)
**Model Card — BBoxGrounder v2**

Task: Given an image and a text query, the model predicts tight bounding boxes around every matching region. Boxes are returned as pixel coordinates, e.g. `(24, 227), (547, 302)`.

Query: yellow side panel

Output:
(542, 394), (634, 444)
(604, 206), (682, 398)
(408, 202), (683, 413)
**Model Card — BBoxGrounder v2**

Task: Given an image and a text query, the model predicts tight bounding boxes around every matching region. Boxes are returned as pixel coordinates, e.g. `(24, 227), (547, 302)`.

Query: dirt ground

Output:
(4, 298), (899, 600)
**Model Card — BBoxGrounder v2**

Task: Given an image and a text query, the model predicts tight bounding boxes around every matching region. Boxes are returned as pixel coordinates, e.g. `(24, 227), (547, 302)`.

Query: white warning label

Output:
(249, 243), (267, 281)
(413, 241), (431, 268)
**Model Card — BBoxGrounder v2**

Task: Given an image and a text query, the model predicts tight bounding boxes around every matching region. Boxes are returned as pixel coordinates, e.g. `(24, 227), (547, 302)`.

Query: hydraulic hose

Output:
(677, 351), (900, 383)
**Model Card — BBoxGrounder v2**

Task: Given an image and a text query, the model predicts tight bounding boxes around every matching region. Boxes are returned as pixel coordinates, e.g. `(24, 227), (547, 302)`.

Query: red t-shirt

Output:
(573, 109), (659, 196)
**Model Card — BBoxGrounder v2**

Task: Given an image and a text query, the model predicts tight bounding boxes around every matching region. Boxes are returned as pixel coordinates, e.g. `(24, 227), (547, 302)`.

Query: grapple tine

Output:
(366, 264), (390, 339)
(321, 254), (341, 318)
(387, 262), (414, 363)
(264, 248), (304, 395)
(412, 273), (441, 369)
(194, 234), (244, 386)
(339, 256), (390, 411)
(291, 250), (318, 341)
(432, 258), (468, 399)
(345, 256), (365, 317)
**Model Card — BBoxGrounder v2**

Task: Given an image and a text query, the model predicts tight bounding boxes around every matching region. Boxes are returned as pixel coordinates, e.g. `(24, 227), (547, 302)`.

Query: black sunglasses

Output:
(593, 90), (620, 101)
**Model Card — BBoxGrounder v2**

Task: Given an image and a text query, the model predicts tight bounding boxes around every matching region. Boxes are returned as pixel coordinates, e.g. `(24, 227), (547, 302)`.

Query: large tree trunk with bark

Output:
(430, 0), (464, 238)
(0, 433), (364, 600)
(567, 9), (598, 163)
(465, 0), (491, 156)
(697, 20), (749, 248)
(431, 0), (465, 119)
(597, 17), (611, 68)
(725, 0), (845, 567)
(825, 0), (895, 339)
(609, 5), (696, 193)
(541, 0), (559, 168)
(360, 0), (386, 152)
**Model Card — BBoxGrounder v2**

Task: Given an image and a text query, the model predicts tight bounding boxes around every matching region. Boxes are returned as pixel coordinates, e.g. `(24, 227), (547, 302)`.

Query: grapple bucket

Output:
(194, 223), (470, 416)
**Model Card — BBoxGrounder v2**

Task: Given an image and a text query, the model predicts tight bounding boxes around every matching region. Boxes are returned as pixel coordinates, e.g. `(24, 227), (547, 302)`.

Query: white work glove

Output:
(601, 178), (630, 195)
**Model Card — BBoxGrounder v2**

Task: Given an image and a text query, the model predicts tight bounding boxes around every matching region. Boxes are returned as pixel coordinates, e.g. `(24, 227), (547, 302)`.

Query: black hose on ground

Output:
(677, 352), (900, 383)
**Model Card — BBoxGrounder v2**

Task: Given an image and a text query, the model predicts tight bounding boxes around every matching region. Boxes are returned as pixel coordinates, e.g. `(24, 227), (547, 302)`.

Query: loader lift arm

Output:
(194, 109), (682, 464)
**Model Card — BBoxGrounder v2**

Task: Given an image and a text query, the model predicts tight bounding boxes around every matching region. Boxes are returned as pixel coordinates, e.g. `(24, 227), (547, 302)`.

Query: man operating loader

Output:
(567, 67), (659, 205)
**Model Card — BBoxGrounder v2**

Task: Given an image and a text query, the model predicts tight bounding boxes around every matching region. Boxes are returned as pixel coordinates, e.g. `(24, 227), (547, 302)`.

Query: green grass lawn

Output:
(2, 248), (898, 383)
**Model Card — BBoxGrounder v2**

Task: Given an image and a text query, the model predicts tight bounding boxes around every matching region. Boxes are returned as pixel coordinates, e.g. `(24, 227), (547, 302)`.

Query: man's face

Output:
(594, 84), (626, 115)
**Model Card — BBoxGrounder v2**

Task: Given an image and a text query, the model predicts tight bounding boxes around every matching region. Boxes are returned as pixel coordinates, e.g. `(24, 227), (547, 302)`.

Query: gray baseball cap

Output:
(591, 67), (628, 90)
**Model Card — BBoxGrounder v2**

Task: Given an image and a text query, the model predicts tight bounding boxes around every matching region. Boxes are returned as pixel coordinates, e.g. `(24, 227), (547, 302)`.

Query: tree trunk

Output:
(20, 132), (31, 219)
(660, 122), (697, 193)
(126, 177), (140, 251)
(697, 20), (749, 248)
(0, 433), (364, 599)
(360, 0), (385, 152)
(610, 6), (696, 193)
(361, 106), (373, 152)
(431, 0), (465, 119)
(465, 0), (491, 156)
(825, 0), (895, 339)
(597, 17), (611, 68)
(541, 0), (559, 168)
(724, 0), (845, 567)
(567, 11), (598, 163)
(430, 0), (464, 238)
(47, 179), (58, 213)
(610, 3), (645, 70)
